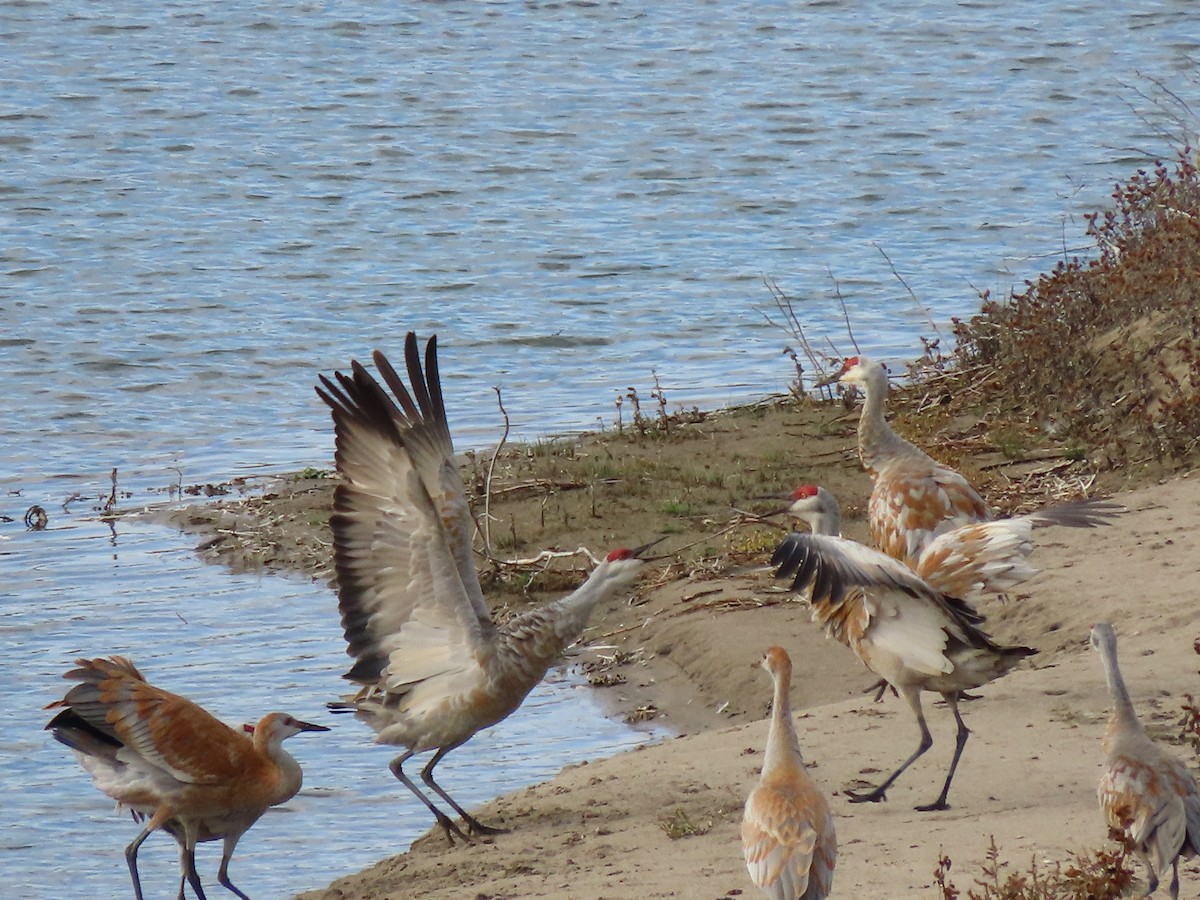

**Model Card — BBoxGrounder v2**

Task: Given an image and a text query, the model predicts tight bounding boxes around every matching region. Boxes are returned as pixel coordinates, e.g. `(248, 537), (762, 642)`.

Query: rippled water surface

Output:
(2, 0), (1199, 897)
(2, 513), (650, 899)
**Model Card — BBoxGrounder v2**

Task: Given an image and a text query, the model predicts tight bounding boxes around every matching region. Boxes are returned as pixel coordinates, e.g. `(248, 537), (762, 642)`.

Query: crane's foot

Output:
(463, 814), (508, 837)
(864, 679), (896, 703)
(845, 786), (888, 804)
(914, 798), (951, 812)
(435, 811), (472, 846)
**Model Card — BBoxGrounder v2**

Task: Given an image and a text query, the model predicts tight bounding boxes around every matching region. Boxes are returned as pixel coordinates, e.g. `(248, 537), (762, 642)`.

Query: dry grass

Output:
(942, 149), (1200, 477)
(934, 837), (1135, 900)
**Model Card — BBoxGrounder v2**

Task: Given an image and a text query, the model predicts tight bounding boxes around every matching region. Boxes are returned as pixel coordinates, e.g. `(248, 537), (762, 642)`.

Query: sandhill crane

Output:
(777, 483), (1117, 602)
(742, 646), (837, 900)
(316, 333), (658, 844)
(1091, 623), (1200, 899)
(816, 356), (991, 569)
(45, 655), (327, 900)
(771, 528), (1034, 811)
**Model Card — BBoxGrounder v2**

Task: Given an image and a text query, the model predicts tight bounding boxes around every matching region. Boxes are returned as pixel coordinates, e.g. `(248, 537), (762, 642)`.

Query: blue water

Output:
(1, 0), (1198, 897)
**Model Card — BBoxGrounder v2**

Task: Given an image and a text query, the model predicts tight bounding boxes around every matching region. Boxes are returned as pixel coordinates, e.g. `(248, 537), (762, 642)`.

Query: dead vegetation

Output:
(941, 149), (1200, 478)
(934, 837), (1135, 900)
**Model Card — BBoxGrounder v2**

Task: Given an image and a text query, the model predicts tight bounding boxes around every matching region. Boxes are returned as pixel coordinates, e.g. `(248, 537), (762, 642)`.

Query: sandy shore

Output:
(285, 471), (1200, 899)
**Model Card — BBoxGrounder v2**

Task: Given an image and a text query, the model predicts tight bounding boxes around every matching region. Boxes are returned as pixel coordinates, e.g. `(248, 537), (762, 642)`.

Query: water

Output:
(1, 512), (650, 898)
(1, 0), (1198, 896)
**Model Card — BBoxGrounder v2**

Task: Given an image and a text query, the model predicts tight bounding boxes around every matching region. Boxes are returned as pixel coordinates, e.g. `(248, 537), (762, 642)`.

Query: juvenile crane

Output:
(742, 646), (837, 900)
(816, 356), (991, 569)
(45, 655), (327, 900)
(316, 333), (656, 844)
(771, 525), (1034, 810)
(1091, 623), (1200, 899)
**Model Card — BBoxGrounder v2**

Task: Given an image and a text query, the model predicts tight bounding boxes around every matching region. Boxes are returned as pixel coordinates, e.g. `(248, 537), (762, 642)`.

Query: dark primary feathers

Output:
(316, 332), (494, 686)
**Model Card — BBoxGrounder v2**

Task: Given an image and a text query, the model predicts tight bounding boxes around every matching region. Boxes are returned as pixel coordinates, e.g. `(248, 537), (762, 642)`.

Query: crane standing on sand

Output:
(45, 655), (328, 900)
(815, 356), (992, 569)
(742, 646), (836, 900)
(1091, 623), (1200, 899)
(771, 522), (1035, 811)
(316, 333), (657, 845)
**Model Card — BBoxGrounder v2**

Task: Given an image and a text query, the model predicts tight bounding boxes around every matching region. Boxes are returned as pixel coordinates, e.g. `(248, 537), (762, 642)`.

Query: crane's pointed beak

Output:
(631, 536), (669, 561)
(813, 370), (842, 389)
(743, 494), (792, 518)
(296, 719), (332, 733)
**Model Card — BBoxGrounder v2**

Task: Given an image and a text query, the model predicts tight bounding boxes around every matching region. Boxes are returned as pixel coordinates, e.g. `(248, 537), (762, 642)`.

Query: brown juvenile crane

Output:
(816, 356), (994, 569)
(45, 655), (327, 900)
(1091, 623), (1200, 899)
(742, 646), (837, 900)
(771, 524), (1034, 810)
(316, 333), (657, 844)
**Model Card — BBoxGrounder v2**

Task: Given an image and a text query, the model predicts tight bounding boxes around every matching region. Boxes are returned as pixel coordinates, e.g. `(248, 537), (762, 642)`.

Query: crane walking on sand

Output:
(1091, 623), (1200, 899)
(815, 356), (994, 568)
(742, 646), (837, 900)
(316, 333), (658, 844)
(45, 655), (328, 900)
(771, 526), (1035, 810)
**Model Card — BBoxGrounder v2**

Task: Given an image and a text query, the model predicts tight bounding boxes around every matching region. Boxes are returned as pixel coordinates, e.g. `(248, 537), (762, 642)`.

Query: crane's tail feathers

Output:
(45, 707), (124, 760)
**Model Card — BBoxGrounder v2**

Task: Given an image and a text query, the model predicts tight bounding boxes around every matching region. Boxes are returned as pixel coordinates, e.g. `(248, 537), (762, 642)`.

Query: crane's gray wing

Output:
(368, 334), (491, 627)
(317, 344), (491, 686)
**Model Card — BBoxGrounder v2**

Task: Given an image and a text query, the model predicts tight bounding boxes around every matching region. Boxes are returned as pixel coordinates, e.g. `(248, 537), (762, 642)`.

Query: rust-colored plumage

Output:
(780, 483), (1118, 603)
(45, 655), (327, 900)
(742, 647), (836, 900)
(817, 356), (991, 568)
(316, 333), (656, 844)
(771, 524), (1034, 810)
(1091, 623), (1200, 898)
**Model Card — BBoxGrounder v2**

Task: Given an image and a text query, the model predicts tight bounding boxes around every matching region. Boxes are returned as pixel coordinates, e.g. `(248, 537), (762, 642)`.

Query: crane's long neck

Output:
(810, 506), (841, 537)
(254, 732), (304, 805)
(502, 562), (636, 671)
(551, 567), (621, 643)
(857, 368), (919, 475)
(1099, 641), (1145, 740)
(763, 669), (804, 773)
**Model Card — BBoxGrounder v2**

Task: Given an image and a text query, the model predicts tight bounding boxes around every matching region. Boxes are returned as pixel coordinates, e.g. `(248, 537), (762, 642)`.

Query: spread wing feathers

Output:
(47, 657), (250, 785)
(870, 467), (990, 566)
(773, 532), (955, 611)
(742, 786), (833, 899)
(317, 358), (490, 686)
(1025, 497), (1125, 529)
(773, 533), (1000, 678)
(915, 519), (1036, 600)
(913, 498), (1122, 600)
(371, 335), (490, 624)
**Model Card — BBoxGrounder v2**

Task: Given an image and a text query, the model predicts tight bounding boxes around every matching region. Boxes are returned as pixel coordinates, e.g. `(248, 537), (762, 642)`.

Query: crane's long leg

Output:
(390, 750), (469, 845)
(217, 834), (250, 900)
(126, 806), (172, 900)
(421, 746), (508, 837)
(1133, 849), (1159, 896)
(916, 692), (970, 812)
(182, 842), (207, 900)
(125, 828), (152, 900)
(846, 688), (933, 805)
